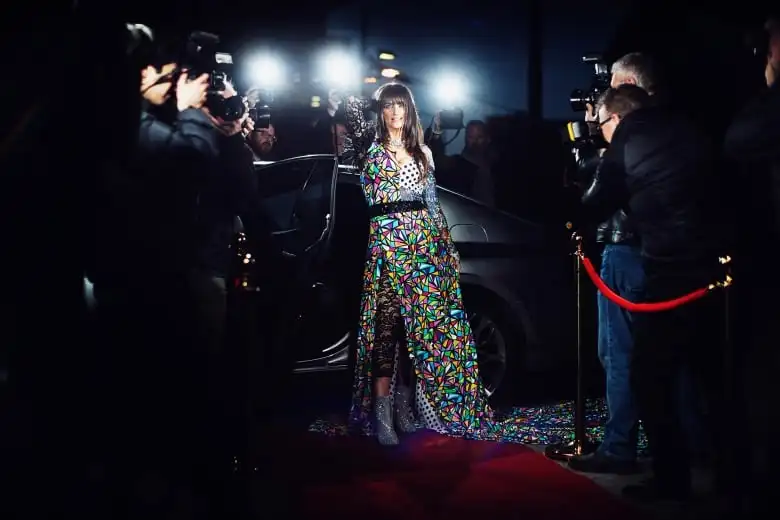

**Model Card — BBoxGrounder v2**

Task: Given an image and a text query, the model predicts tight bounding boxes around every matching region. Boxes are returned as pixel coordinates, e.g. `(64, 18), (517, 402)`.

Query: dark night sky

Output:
(4, 0), (773, 151)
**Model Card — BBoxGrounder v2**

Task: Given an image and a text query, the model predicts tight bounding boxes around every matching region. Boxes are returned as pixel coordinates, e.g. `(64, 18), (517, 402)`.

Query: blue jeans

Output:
(597, 245), (707, 462)
(597, 244), (645, 461)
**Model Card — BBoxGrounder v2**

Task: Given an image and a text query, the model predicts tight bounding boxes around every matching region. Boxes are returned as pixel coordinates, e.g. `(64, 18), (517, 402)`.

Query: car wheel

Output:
(465, 295), (523, 404)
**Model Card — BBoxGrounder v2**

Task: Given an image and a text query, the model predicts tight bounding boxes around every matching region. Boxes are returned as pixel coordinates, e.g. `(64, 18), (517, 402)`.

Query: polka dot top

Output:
(397, 160), (426, 195)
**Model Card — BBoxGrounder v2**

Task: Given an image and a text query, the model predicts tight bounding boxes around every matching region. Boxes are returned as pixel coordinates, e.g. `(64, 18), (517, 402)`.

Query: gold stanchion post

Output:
(545, 229), (596, 461)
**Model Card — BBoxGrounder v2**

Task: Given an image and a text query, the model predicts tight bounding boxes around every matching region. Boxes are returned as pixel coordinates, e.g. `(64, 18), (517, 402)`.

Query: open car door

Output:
(255, 154), (338, 263)
(250, 154), (342, 365)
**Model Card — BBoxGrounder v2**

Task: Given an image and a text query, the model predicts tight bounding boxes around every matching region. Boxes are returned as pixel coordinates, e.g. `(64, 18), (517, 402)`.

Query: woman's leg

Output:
(394, 328), (417, 433)
(373, 271), (402, 396)
(372, 271), (403, 445)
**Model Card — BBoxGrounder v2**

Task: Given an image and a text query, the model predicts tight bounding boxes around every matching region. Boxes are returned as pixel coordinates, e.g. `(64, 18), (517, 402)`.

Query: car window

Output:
(255, 155), (338, 255)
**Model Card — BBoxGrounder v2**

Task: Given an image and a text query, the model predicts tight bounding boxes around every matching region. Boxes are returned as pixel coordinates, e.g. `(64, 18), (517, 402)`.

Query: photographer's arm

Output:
(579, 151), (629, 224)
(139, 109), (219, 159)
(424, 126), (445, 154)
(724, 83), (780, 162)
(424, 114), (455, 173)
(572, 144), (604, 186)
(226, 137), (279, 251)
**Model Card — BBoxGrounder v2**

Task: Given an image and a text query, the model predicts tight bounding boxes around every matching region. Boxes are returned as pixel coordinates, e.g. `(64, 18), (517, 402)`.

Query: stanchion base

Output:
(544, 439), (598, 462)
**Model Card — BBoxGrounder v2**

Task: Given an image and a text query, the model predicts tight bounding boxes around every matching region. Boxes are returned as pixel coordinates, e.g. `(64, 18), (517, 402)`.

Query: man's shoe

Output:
(622, 478), (690, 503)
(568, 452), (640, 475)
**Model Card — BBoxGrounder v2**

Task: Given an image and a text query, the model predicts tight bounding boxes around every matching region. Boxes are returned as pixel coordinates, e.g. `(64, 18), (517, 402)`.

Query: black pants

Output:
(631, 259), (731, 492)
(94, 271), (231, 518)
(734, 253), (780, 500)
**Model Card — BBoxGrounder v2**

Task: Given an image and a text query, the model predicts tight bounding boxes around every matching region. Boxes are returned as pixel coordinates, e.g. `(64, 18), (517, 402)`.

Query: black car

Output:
(233, 154), (577, 402)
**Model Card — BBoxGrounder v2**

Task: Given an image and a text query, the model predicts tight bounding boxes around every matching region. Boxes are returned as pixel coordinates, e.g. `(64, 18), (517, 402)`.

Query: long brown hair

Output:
(374, 82), (428, 181)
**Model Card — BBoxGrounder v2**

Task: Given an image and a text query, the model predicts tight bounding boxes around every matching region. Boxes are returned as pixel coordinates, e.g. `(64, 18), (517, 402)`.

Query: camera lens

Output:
(222, 96), (246, 121)
(569, 88), (587, 112)
(206, 94), (246, 121)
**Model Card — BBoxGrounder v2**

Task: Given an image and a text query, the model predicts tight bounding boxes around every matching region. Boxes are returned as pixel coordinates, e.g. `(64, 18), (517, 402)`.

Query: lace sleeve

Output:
(342, 96), (376, 166)
(422, 146), (458, 257)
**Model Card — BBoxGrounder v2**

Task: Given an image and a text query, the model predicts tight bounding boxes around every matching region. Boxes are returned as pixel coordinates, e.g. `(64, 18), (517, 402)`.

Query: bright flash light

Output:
(319, 50), (361, 87)
(249, 54), (285, 89)
(433, 72), (467, 105)
(381, 68), (400, 79)
(364, 76), (378, 84)
(378, 52), (396, 61)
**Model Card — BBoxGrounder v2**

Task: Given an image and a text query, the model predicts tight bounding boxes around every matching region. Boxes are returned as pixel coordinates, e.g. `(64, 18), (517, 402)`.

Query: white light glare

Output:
(320, 50), (361, 88)
(250, 54), (285, 89)
(434, 72), (467, 106)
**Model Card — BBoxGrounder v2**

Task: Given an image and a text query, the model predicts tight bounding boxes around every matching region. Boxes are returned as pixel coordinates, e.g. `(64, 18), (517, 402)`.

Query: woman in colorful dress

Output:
(342, 83), (519, 446)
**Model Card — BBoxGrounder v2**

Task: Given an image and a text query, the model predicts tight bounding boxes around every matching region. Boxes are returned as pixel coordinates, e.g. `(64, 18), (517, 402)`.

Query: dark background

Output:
(2, 1), (777, 514)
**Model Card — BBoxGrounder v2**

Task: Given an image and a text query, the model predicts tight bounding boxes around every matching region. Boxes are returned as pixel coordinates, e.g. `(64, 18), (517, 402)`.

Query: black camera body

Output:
(439, 108), (464, 130)
(185, 31), (246, 122)
(248, 106), (271, 130)
(246, 88), (273, 130)
(565, 120), (607, 149)
(562, 121), (607, 186)
(563, 55), (609, 171)
(569, 55), (611, 112)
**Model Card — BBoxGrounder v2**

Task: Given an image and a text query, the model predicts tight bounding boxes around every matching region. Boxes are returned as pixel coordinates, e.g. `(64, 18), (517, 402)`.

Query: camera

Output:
(185, 31), (247, 122)
(569, 55), (611, 112)
(439, 108), (464, 130)
(246, 88), (273, 130)
(248, 106), (271, 130)
(563, 121), (606, 186)
(565, 120), (606, 149)
(563, 54), (609, 169)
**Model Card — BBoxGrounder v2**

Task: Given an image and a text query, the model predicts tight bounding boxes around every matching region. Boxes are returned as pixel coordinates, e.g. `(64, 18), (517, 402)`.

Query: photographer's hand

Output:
(176, 72), (209, 112)
(201, 107), (244, 137)
(223, 81), (239, 98)
(327, 89), (343, 117)
(242, 116), (255, 138)
(431, 111), (443, 136)
(766, 59), (778, 88)
(584, 103), (598, 122)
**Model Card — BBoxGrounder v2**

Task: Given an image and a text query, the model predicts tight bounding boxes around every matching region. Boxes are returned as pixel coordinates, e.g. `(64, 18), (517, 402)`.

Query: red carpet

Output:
(270, 429), (645, 520)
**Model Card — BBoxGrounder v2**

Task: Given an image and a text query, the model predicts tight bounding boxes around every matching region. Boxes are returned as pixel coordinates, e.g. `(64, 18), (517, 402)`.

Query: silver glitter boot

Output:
(394, 385), (417, 433)
(374, 396), (399, 446)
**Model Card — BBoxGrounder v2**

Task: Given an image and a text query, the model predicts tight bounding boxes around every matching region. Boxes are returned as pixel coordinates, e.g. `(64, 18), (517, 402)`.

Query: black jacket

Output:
(600, 106), (723, 262)
(91, 106), (219, 284)
(581, 156), (637, 246)
(724, 81), (780, 163)
(194, 133), (271, 276)
(725, 81), (780, 237)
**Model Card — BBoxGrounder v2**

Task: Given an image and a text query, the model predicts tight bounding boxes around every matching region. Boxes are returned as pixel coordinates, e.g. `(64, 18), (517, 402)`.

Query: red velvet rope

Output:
(581, 255), (711, 312)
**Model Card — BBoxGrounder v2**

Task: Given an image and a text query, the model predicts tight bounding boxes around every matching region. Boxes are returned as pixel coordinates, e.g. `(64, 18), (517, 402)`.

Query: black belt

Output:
(368, 201), (426, 218)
